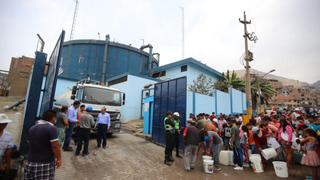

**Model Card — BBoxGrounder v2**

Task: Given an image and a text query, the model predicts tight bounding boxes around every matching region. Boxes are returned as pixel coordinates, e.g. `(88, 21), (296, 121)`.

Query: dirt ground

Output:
(55, 132), (313, 180)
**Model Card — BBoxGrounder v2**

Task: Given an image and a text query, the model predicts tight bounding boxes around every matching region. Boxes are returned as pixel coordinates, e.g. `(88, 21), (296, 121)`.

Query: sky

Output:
(0, 0), (319, 83)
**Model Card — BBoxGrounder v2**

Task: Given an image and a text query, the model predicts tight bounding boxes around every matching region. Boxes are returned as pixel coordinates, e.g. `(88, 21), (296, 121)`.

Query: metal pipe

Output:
(101, 34), (110, 85)
(152, 53), (160, 66)
(140, 44), (153, 73)
(36, 34), (45, 52)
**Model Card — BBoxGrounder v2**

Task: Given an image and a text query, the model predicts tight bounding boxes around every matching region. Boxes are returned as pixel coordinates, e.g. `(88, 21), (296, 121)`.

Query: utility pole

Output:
(239, 11), (253, 118)
(180, 7), (185, 59)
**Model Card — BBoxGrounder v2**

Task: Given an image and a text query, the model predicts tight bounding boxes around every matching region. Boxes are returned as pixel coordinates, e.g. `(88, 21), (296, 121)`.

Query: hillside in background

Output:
(312, 80), (320, 89)
(234, 69), (310, 87)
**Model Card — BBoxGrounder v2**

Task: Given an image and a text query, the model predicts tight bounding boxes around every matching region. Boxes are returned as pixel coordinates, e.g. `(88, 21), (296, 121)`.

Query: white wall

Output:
(110, 75), (157, 122)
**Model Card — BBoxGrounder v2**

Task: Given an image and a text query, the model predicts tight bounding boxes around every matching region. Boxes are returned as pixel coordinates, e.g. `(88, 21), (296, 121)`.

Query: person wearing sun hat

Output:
(0, 113), (15, 179)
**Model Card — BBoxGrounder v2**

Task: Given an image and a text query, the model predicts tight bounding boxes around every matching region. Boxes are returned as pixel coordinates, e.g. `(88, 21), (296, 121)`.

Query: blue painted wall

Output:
(231, 88), (246, 114)
(110, 74), (157, 122)
(186, 89), (244, 116)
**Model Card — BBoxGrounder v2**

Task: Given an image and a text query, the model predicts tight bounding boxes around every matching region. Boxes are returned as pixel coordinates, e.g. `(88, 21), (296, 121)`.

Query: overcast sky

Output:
(0, 0), (319, 83)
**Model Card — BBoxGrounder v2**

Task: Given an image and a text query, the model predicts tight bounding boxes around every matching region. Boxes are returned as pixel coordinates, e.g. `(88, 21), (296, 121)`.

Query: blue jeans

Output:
(233, 147), (243, 167)
(212, 143), (221, 165)
(63, 121), (76, 149)
(250, 144), (257, 154)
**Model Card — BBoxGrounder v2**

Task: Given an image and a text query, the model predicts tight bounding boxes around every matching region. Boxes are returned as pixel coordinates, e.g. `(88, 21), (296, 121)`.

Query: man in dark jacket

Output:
(183, 120), (200, 171)
(164, 112), (175, 166)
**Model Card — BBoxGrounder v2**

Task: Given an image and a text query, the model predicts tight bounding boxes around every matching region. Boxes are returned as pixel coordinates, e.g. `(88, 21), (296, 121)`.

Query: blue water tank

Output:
(58, 39), (158, 81)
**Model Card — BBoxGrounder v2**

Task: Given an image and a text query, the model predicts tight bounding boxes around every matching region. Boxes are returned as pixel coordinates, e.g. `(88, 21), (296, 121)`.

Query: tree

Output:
(214, 70), (245, 92)
(251, 76), (277, 109)
(189, 74), (214, 96)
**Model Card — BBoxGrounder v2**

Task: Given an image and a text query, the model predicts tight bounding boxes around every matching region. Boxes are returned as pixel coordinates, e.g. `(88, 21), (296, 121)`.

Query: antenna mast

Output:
(70, 0), (79, 40)
(180, 7), (185, 59)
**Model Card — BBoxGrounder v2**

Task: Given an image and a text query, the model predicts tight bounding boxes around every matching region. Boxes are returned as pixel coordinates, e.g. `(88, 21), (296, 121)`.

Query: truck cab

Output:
(70, 80), (125, 134)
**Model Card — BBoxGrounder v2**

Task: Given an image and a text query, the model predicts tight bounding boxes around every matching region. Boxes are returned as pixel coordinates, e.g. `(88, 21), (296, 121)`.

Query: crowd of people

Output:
(163, 109), (320, 179)
(0, 100), (112, 180)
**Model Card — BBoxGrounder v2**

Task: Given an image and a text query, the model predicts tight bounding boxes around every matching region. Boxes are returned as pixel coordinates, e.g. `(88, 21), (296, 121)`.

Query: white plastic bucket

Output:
(249, 154), (264, 173)
(261, 148), (277, 160)
(202, 155), (212, 161)
(273, 161), (288, 178)
(203, 159), (214, 174)
(219, 150), (234, 166)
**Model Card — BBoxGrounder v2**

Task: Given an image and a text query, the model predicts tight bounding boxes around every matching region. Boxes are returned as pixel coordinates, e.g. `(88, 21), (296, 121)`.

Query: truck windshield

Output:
(82, 87), (121, 106)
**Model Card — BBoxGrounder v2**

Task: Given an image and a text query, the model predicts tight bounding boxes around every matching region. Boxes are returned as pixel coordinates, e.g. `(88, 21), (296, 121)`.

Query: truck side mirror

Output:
(122, 93), (126, 105)
(71, 95), (75, 100)
(71, 86), (77, 95)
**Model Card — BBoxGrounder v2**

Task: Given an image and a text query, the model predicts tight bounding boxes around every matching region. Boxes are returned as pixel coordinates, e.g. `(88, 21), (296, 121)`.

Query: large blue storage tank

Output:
(58, 39), (158, 81)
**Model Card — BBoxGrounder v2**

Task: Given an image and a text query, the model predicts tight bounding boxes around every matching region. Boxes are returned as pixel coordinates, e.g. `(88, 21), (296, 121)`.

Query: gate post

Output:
(19, 52), (47, 154)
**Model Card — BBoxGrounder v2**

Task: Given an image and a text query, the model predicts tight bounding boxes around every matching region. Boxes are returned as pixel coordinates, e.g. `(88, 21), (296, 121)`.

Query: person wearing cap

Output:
(97, 107), (110, 149)
(75, 106), (95, 156)
(63, 100), (80, 151)
(173, 112), (182, 158)
(164, 112), (175, 166)
(24, 110), (61, 180)
(0, 114), (15, 179)
(183, 119), (200, 171)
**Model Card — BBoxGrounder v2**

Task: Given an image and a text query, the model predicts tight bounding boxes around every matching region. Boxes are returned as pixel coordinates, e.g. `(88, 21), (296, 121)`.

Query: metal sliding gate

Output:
(152, 77), (187, 145)
(19, 31), (65, 154)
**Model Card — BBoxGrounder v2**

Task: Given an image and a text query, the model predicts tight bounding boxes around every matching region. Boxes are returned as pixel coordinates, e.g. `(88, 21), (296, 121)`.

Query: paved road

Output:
(56, 132), (308, 180)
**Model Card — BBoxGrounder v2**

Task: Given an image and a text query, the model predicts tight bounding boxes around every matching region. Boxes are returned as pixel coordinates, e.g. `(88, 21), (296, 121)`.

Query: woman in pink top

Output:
(278, 118), (294, 167)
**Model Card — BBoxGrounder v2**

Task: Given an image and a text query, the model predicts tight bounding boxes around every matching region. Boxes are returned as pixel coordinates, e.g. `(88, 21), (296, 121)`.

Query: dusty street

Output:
(55, 131), (310, 180)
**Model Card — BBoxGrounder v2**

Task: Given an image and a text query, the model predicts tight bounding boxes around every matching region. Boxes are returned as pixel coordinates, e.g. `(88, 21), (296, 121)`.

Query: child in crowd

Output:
(240, 125), (249, 167)
(222, 120), (232, 150)
(298, 129), (320, 180)
(217, 116), (227, 136)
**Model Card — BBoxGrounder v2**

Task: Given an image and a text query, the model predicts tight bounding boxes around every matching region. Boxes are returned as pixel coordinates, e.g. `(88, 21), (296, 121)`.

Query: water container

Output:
(202, 155), (212, 161)
(203, 159), (214, 174)
(272, 161), (288, 178)
(261, 148), (277, 160)
(219, 150), (234, 166)
(249, 154), (264, 173)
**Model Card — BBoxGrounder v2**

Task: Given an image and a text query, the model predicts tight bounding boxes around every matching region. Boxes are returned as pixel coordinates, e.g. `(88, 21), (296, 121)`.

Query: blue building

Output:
(151, 57), (222, 87)
(53, 36), (246, 126)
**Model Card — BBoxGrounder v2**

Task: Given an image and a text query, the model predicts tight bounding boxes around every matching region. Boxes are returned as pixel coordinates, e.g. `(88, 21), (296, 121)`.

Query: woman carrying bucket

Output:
(278, 118), (294, 168)
(297, 129), (320, 180)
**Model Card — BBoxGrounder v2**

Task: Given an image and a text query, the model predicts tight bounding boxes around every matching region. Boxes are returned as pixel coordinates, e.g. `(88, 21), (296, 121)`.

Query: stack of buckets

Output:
(202, 156), (214, 174)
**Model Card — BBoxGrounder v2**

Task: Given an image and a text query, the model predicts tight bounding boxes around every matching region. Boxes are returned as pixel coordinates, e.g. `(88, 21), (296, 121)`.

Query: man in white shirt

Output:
(97, 107), (110, 149)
